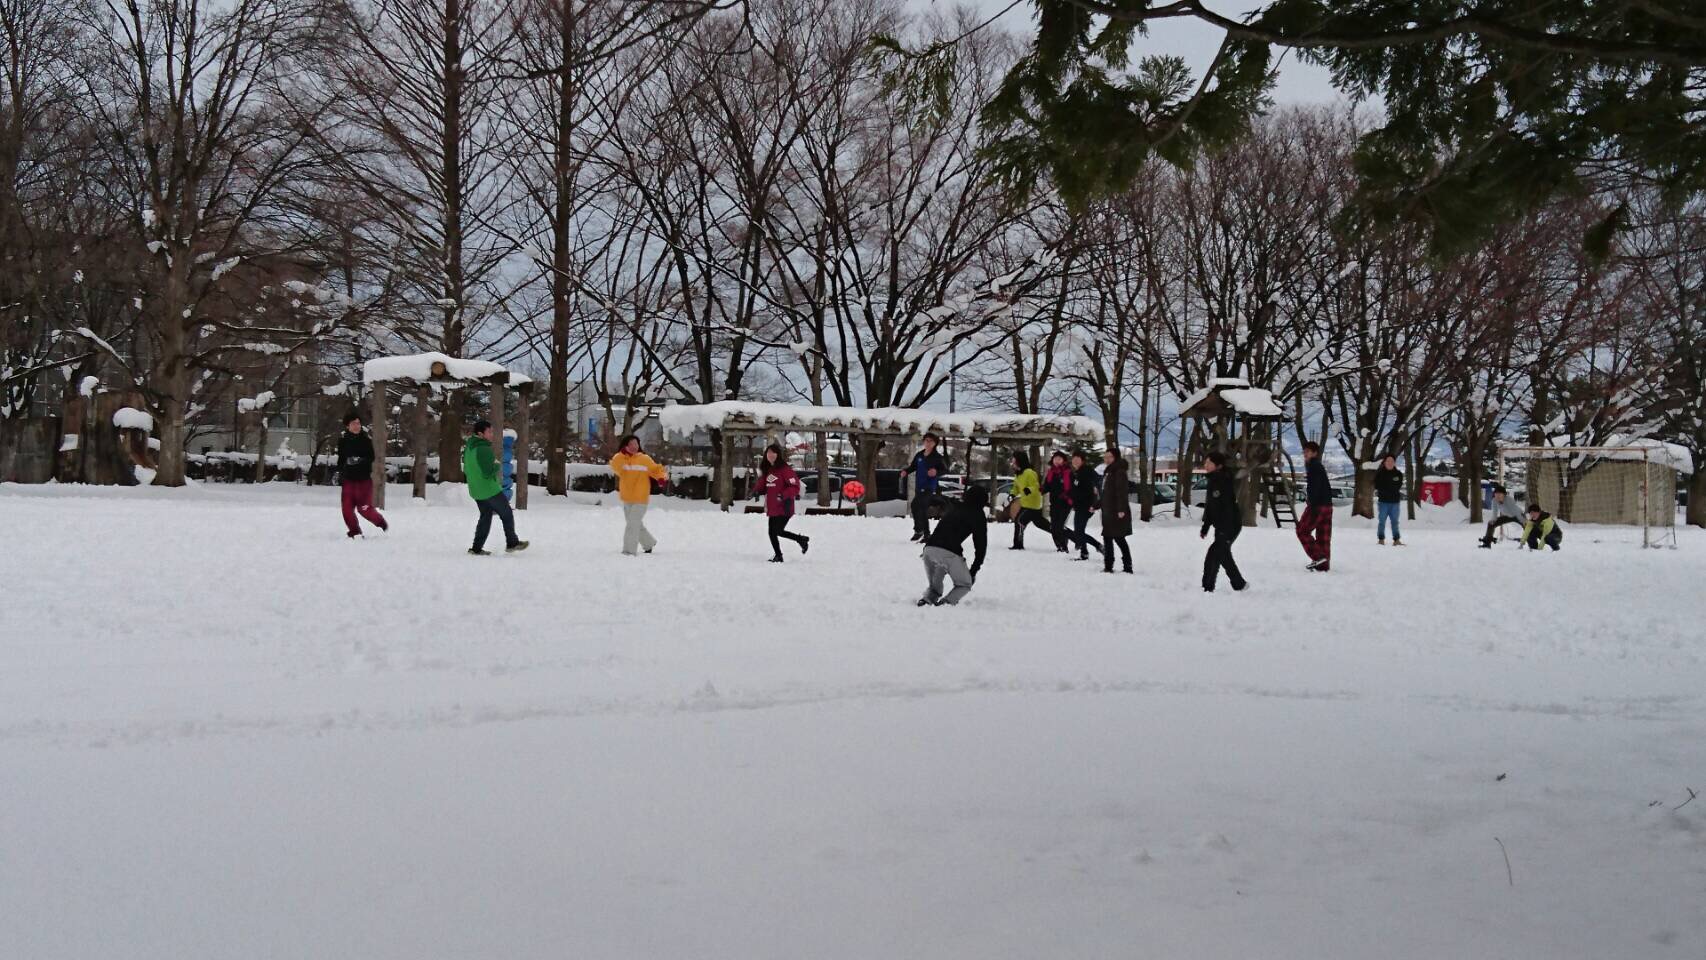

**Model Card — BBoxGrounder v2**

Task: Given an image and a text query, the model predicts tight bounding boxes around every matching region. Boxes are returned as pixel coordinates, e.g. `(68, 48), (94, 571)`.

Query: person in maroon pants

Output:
(1296, 440), (1333, 572)
(337, 413), (388, 538)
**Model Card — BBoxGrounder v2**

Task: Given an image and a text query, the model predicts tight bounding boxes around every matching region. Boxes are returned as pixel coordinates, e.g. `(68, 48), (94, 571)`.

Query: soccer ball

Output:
(842, 480), (866, 501)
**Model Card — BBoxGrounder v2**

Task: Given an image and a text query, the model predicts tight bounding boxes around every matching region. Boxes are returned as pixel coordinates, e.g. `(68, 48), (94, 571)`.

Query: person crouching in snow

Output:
(336, 412), (388, 538)
(1523, 504), (1563, 551)
(1478, 485), (1525, 547)
(919, 485), (988, 606)
(610, 434), (667, 555)
(465, 419), (526, 555)
(756, 443), (809, 562)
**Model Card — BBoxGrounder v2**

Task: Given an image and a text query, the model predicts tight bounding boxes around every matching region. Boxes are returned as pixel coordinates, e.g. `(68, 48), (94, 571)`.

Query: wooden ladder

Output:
(1261, 473), (1299, 528)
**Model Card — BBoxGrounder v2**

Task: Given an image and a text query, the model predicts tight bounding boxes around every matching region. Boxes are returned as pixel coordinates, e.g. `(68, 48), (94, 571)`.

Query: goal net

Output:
(1497, 444), (1685, 549)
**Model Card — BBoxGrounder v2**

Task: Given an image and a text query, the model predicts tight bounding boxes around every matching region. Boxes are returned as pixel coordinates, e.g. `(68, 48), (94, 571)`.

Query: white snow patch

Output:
(112, 407), (154, 431)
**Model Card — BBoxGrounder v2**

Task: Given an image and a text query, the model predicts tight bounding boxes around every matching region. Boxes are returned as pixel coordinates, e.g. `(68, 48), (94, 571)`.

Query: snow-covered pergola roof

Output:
(363, 352), (532, 388)
(657, 401), (1104, 443)
(1507, 437), (1695, 476)
(1178, 378), (1285, 421)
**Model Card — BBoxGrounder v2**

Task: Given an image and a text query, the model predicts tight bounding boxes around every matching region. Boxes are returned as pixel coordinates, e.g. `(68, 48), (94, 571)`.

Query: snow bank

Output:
(657, 401), (1102, 440)
(363, 352), (508, 385)
(112, 407), (153, 432)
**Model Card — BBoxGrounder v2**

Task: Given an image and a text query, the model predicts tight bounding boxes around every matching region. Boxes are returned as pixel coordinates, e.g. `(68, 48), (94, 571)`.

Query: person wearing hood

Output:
(610, 434), (668, 555)
(1199, 450), (1247, 592)
(336, 412), (388, 538)
(1478, 485), (1526, 547)
(1041, 451), (1073, 552)
(755, 443), (810, 562)
(918, 485), (988, 606)
(1100, 448), (1133, 574)
(1067, 451), (1104, 561)
(1008, 451), (1049, 549)
(1523, 504), (1564, 551)
(904, 433), (950, 542)
(464, 419), (527, 555)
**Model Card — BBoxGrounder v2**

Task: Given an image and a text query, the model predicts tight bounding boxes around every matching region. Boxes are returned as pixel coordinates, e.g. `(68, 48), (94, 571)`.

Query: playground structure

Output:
(1178, 378), (1293, 527)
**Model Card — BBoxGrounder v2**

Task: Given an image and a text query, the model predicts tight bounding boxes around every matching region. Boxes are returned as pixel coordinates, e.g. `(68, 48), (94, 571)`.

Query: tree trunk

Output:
(1687, 466), (1706, 529)
(856, 433), (880, 517)
(253, 416), (268, 484)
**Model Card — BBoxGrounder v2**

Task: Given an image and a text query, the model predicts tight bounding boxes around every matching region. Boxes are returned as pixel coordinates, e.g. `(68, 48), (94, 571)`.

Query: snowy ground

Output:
(2, 482), (1703, 959)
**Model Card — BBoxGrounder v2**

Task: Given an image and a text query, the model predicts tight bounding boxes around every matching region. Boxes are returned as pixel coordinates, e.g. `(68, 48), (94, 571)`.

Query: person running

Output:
(464, 419), (527, 555)
(1478, 485), (1526, 547)
(756, 443), (810, 562)
(903, 433), (950, 542)
(610, 434), (667, 556)
(1200, 450), (1247, 592)
(336, 412), (388, 538)
(1374, 453), (1404, 546)
(1296, 440), (1334, 572)
(1100, 448), (1133, 574)
(918, 486), (988, 607)
(1523, 504), (1564, 551)
(1068, 451), (1103, 561)
(1041, 451), (1073, 552)
(1008, 451), (1049, 550)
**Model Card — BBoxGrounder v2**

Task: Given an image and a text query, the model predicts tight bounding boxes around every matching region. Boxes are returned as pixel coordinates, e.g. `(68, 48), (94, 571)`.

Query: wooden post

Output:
(515, 381), (531, 509)
(412, 385), (429, 500)
(489, 379), (505, 451)
(370, 383), (388, 508)
(718, 431), (734, 511)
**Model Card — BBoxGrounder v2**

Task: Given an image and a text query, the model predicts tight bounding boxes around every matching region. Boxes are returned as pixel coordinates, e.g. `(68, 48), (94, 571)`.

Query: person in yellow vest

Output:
(610, 434), (668, 555)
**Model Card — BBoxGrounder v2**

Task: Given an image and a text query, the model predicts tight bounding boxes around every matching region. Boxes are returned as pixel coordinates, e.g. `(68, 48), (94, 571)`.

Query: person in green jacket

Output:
(1008, 451), (1050, 549)
(1523, 504), (1563, 551)
(464, 419), (528, 555)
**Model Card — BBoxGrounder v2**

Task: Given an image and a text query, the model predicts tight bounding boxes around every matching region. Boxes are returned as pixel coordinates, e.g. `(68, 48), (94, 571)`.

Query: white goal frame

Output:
(1497, 445), (1679, 549)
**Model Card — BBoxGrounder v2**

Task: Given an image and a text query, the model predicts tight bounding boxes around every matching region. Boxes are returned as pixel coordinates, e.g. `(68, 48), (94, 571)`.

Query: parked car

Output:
(1132, 481), (1176, 506)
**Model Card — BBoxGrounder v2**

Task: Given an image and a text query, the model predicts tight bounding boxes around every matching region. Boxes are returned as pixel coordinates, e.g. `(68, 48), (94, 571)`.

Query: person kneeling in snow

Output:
(918, 485), (988, 607)
(1523, 504), (1563, 551)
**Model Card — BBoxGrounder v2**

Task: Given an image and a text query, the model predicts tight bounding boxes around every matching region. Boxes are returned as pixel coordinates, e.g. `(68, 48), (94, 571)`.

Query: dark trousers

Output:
(911, 490), (935, 535)
(340, 477), (386, 535)
(1012, 507), (1050, 546)
(768, 514), (807, 555)
(1296, 504), (1333, 565)
(1481, 515), (1521, 544)
(474, 493), (519, 550)
(1203, 525), (1246, 591)
(1526, 526), (1563, 551)
(1103, 534), (1131, 572)
(1049, 502), (1071, 551)
(1071, 508), (1102, 557)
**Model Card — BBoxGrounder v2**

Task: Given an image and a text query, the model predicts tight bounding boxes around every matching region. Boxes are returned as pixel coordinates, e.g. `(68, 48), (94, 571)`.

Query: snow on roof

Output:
(656, 401), (1103, 439)
(112, 407), (154, 432)
(1219, 387), (1283, 417)
(1519, 436), (1694, 475)
(363, 352), (511, 385)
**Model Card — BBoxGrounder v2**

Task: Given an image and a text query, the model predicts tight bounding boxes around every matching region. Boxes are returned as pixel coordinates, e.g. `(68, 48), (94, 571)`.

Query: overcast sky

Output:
(926, 0), (1352, 106)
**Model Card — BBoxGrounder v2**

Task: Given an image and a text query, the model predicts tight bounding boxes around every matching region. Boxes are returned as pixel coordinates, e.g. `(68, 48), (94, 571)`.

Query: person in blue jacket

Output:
(904, 432), (950, 542)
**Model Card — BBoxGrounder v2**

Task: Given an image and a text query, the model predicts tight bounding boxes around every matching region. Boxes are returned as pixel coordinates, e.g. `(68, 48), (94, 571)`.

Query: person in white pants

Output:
(609, 434), (667, 555)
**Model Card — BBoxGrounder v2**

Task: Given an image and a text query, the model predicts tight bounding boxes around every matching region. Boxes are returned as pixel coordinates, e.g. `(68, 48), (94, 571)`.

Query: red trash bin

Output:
(1418, 478), (1454, 506)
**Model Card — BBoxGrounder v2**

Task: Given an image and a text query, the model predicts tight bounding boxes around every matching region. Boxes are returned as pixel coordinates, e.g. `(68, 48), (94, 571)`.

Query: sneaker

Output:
(768, 554), (784, 563)
(1232, 582), (1249, 592)
(910, 532), (925, 543)
(1478, 540), (1493, 549)
(1378, 537), (1385, 545)
(1123, 567), (1133, 575)
(916, 597), (938, 607)
(347, 531), (362, 539)
(1202, 586), (1215, 593)
(468, 548), (491, 556)
(506, 541), (529, 553)
(1392, 539), (1403, 546)
(1009, 544), (1024, 551)
(643, 547), (653, 554)
(800, 537), (810, 555)
(1073, 555), (1090, 562)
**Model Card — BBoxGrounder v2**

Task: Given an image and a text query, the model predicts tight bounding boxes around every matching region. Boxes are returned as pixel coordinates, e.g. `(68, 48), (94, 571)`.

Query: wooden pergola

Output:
(363, 354), (534, 509)
(1179, 379), (1289, 526)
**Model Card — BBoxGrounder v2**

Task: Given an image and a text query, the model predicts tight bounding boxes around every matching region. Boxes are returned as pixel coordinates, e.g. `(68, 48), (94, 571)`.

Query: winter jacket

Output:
(1304, 457), (1334, 507)
(1068, 465), (1100, 512)
(1011, 468), (1044, 511)
(925, 490), (988, 574)
(758, 464), (801, 518)
(1488, 495), (1525, 522)
(907, 448), (949, 495)
(336, 431), (375, 483)
(1100, 460), (1132, 538)
(1200, 469), (1241, 537)
(463, 436), (502, 501)
(1373, 466), (1403, 504)
(1042, 464), (1072, 508)
(1523, 511), (1562, 546)
(610, 450), (667, 504)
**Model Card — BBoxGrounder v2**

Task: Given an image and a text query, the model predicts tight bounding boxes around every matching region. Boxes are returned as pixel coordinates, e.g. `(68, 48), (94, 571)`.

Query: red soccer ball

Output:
(842, 480), (866, 501)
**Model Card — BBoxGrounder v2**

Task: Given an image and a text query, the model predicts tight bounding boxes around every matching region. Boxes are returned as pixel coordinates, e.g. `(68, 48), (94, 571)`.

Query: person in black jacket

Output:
(1200, 451), (1247, 592)
(918, 485), (988, 606)
(904, 433), (950, 542)
(336, 413), (389, 538)
(1041, 451), (1073, 552)
(1067, 452), (1103, 560)
(1100, 448), (1133, 574)
(1296, 440), (1334, 572)
(1373, 453), (1404, 545)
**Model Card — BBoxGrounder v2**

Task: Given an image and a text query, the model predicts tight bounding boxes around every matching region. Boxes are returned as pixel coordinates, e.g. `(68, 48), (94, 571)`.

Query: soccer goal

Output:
(1497, 445), (1685, 549)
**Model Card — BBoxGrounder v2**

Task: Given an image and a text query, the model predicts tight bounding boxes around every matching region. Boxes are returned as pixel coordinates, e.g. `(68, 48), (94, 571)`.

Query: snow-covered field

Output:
(2, 482), (1703, 959)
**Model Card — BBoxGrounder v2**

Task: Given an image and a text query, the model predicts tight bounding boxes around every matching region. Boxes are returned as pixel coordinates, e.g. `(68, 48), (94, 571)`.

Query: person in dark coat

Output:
(755, 443), (810, 562)
(1374, 453), (1404, 545)
(1067, 452), (1103, 561)
(336, 412), (388, 538)
(1041, 451), (1073, 552)
(904, 433), (950, 542)
(1200, 450), (1247, 592)
(1296, 440), (1334, 572)
(1100, 448), (1133, 574)
(918, 486), (988, 606)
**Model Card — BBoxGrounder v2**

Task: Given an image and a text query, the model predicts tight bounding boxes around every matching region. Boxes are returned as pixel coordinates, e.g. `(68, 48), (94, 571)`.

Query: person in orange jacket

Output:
(610, 434), (668, 555)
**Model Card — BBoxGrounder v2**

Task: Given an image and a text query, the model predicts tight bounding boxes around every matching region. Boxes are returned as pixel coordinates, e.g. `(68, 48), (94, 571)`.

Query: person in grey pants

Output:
(918, 486), (988, 606)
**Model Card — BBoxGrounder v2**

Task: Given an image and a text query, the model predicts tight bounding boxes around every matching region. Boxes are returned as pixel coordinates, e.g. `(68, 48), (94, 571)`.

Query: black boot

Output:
(769, 554), (784, 563)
